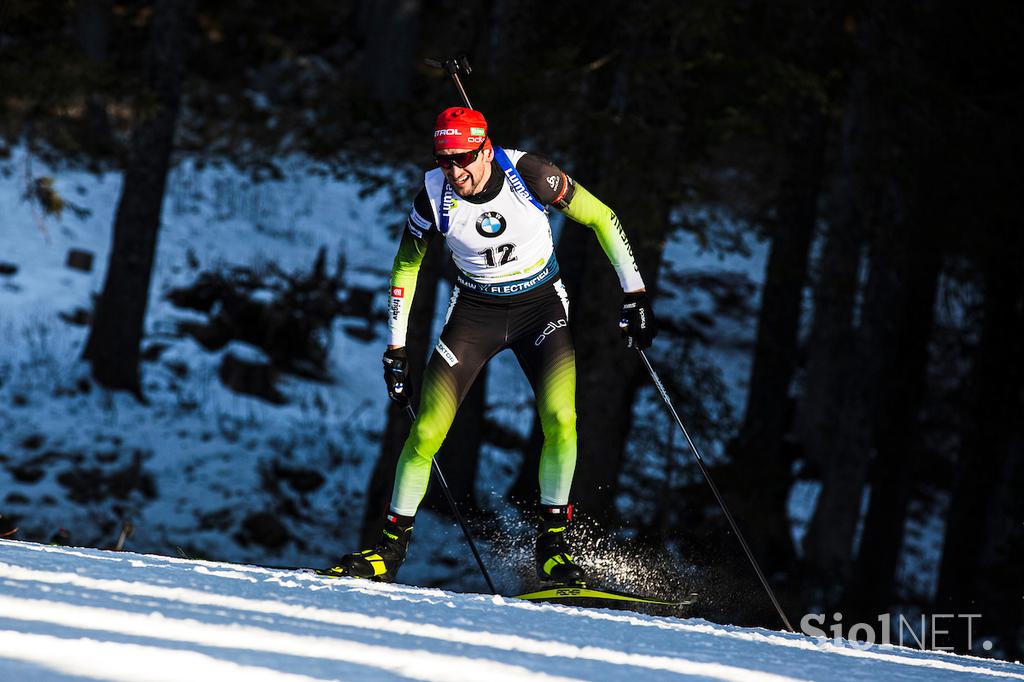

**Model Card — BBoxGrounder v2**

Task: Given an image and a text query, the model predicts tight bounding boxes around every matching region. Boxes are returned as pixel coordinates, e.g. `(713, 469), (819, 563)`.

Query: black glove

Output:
(382, 347), (410, 405)
(619, 291), (657, 350)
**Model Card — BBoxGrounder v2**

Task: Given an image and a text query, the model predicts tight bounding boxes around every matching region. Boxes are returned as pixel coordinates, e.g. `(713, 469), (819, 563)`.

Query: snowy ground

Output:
(2, 540), (1022, 682)
(1, 151), (402, 569)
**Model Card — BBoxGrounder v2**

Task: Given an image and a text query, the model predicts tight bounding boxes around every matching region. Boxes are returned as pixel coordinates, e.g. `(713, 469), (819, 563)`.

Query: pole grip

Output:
(439, 55), (474, 109)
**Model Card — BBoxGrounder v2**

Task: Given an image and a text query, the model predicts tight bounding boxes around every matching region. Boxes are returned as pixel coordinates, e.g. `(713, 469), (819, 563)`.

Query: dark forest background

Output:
(2, 0), (1022, 657)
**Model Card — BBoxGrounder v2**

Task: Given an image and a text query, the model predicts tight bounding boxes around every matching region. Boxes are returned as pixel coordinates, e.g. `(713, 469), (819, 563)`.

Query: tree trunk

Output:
(729, 105), (827, 575)
(795, 64), (872, 593)
(358, 0), (420, 103)
(846, 219), (941, 618)
(564, 200), (666, 524)
(936, 226), (1024, 618)
(979, 435), (1024, 660)
(560, 224), (637, 523)
(75, 0), (115, 158)
(359, 236), (444, 547)
(82, 0), (195, 396)
(552, 49), (670, 526)
(798, 268), (872, 601)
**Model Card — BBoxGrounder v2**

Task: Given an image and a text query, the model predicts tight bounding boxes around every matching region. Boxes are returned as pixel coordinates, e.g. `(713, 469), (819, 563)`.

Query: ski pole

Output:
(415, 55), (495, 593)
(404, 403), (498, 595)
(425, 55), (474, 109)
(637, 349), (795, 632)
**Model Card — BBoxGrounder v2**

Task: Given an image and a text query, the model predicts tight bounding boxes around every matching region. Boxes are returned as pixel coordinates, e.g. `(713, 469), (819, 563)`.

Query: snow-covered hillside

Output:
(0, 146), (962, 670)
(1, 540), (1022, 681)
(1, 150), (447, 570)
(0, 147), (771, 582)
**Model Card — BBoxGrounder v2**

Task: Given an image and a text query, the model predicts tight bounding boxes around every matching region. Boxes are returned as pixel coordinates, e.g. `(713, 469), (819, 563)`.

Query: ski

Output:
(173, 548), (323, 573)
(165, 555), (697, 615)
(512, 582), (697, 610)
(310, 566), (694, 612)
(313, 568), (697, 612)
(311, 565), (397, 582)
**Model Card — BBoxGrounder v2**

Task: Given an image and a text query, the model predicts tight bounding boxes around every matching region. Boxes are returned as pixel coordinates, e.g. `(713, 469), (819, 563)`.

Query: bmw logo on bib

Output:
(475, 211), (507, 238)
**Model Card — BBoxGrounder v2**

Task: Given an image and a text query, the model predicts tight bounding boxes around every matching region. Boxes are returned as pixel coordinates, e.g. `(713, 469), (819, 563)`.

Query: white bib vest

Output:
(424, 148), (558, 296)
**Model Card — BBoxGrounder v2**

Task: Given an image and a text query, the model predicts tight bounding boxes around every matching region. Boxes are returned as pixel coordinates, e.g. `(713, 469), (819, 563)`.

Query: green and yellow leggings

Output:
(389, 280), (577, 515)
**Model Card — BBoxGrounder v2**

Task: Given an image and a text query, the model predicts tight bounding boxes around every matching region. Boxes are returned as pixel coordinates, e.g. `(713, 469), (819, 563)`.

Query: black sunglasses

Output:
(435, 138), (487, 170)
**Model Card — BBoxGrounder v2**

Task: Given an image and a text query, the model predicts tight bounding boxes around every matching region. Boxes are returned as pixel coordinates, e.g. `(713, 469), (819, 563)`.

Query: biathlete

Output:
(328, 107), (657, 583)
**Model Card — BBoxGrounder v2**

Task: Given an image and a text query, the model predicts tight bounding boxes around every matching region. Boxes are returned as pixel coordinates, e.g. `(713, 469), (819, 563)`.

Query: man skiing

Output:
(328, 107), (656, 584)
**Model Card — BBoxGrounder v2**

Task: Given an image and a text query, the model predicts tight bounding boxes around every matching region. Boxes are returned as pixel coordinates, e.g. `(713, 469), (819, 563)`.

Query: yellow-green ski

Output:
(513, 582), (697, 608)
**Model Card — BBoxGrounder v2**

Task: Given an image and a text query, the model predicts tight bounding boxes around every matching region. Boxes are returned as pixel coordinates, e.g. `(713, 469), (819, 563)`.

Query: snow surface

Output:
(2, 540), (1022, 681)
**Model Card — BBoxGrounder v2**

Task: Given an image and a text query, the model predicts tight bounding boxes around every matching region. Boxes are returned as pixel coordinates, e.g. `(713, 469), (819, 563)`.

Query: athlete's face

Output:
(437, 145), (493, 197)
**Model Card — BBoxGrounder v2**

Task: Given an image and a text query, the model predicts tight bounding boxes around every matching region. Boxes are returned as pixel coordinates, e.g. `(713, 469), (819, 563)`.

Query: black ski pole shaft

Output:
(448, 72), (473, 109)
(637, 349), (795, 632)
(404, 403), (497, 595)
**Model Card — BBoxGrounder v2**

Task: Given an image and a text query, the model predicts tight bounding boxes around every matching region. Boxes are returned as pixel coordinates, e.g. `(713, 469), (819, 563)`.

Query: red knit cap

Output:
(433, 107), (489, 153)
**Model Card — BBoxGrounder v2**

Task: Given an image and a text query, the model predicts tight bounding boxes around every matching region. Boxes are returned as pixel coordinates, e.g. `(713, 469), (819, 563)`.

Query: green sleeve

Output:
(558, 182), (646, 292)
(387, 229), (432, 347)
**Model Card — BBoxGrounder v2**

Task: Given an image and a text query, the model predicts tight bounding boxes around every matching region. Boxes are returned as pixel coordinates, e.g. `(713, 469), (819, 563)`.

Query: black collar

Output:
(458, 160), (505, 204)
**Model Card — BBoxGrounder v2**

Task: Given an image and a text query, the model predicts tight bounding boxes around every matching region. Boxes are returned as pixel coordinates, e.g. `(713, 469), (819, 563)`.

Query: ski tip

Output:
(309, 567), (389, 583)
(313, 566), (349, 578)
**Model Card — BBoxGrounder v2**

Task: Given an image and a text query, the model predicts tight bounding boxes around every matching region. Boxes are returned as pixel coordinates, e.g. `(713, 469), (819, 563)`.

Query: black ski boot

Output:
(535, 504), (586, 583)
(323, 513), (413, 583)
